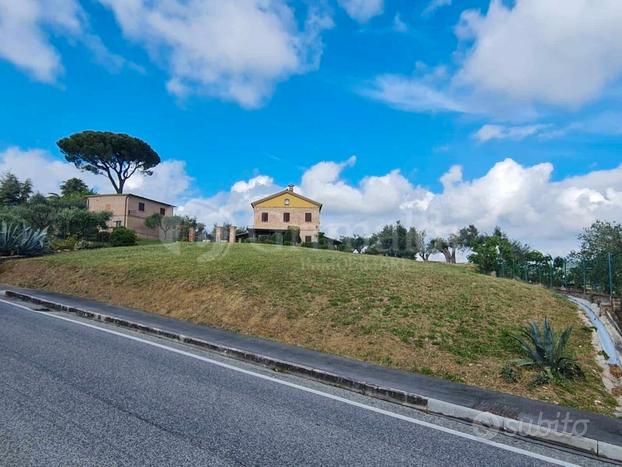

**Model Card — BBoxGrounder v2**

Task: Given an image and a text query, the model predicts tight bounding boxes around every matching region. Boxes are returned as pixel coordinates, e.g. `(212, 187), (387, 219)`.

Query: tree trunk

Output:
(440, 247), (457, 263)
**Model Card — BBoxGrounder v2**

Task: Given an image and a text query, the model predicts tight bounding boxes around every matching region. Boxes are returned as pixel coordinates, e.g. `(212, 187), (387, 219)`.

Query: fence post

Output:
(608, 252), (614, 301)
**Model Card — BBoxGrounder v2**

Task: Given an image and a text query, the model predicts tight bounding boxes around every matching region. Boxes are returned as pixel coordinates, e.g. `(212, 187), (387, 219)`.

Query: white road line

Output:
(1, 298), (579, 467)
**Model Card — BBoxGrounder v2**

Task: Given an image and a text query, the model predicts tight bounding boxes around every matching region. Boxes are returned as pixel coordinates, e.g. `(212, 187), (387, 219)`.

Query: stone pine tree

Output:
(57, 131), (161, 194)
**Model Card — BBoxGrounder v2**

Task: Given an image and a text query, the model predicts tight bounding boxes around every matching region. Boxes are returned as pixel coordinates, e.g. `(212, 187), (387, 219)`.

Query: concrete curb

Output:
(6, 289), (622, 462)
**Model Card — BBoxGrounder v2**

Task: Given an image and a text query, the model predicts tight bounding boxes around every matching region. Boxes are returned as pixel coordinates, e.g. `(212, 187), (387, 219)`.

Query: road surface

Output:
(0, 298), (610, 466)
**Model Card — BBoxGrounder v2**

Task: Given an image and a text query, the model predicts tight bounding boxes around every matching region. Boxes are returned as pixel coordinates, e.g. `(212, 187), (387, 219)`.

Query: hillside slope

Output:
(0, 242), (616, 414)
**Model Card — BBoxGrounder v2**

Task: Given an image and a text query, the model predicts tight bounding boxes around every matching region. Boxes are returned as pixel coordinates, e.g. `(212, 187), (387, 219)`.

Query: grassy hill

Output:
(0, 242), (616, 414)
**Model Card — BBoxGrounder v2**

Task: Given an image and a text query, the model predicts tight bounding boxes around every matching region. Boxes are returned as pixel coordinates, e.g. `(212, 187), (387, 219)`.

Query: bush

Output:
(55, 208), (111, 240)
(95, 230), (111, 243)
(0, 222), (48, 256)
(74, 239), (108, 250)
(110, 227), (137, 247)
(510, 318), (583, 380)
(52, 235), (78, 251)
(500, 363), (518, 383)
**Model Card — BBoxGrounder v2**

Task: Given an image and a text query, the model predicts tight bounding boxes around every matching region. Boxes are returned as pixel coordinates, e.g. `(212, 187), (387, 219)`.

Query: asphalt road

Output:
(0, 299), (611, 466)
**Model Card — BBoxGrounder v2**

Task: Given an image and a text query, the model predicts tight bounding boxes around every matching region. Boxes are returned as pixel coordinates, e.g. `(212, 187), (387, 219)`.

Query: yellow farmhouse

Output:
(246, 185), (322, 243)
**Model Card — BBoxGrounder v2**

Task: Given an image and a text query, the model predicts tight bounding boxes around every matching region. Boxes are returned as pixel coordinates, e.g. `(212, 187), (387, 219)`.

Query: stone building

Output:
(245, 185), (322, 243)
(86, 194), (174, 240)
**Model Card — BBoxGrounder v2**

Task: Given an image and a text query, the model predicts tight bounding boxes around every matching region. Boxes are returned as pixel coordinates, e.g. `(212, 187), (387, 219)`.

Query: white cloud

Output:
(231, 175), (273, 194)
(362, 73), (464, 113)
(0, 0), (142, 81)
(422, 0), (451, 17)
(4, 146), (621, 256)
(473, 123), (550, 142)
(338, 0), (384, 23)
(0, 0), (82, 82)
(456, 0), (622, 108)
(176, 157), (622, 256)
(366, 0), (622, 114)
(0, 147), (191, 205)
(100, 0), (333, 108)
(392, 14), (407, 33)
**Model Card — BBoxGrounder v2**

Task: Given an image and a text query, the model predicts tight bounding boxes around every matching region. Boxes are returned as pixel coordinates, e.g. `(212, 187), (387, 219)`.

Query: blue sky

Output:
(1, 0), (621, 253)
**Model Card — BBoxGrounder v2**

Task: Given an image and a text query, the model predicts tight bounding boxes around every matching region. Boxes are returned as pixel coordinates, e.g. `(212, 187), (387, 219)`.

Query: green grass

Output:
(1, 242), (617, 414)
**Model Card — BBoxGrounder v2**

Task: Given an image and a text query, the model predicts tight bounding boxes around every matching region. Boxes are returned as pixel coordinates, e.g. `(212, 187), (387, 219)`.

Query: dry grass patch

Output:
(1, 242), (616, 415)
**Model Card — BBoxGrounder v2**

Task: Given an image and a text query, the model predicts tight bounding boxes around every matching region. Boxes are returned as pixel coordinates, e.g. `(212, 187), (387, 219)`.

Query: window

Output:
(305, 235), (312, 243)
(284, 198), (290, 206)
(305, 212), (312, 222)
(261, 212), (268, 222)
(160, 207), (166, 216)
(283, 212), (290, 222)
(138, 202), (145, 212)
(115, 220), (122, 228)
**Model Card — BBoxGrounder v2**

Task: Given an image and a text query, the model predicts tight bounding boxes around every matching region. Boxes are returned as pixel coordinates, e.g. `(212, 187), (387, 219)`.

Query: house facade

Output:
(250, 185), (321, 243)
(86, 194), (174, 240)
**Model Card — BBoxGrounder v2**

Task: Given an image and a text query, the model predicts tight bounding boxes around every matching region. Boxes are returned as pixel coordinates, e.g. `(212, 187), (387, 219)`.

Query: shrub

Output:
(510, 318), (583, 380)
(74, 240), (108, 250)
(530, 371), (552, 387)
(110, 227), (137, 247)
(95, 230), (111, 243)
(52, 235), (78, 251)
(0, 222), (47, 256)
(55, 208), (111, 240)
(500, 363), (518, 383)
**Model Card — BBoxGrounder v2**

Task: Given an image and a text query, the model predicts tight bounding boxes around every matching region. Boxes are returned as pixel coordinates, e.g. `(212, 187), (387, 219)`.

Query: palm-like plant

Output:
(510, 318), (583, 379)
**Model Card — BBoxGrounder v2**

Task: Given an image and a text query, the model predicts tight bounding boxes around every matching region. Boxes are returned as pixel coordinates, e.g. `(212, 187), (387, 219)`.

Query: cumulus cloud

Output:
(3, 146), (621, 256)
(338, 0), (384, 23)
(100, 0), (333, 108)
(365, 0), (622, 115)
(0, 0), (142, 81)
(473, 123), (551, 142)
(176, 157), (622, 256)
(0, 0), (82, 82)
(456, 0), (622, 108)
(0, 146), (191, 205)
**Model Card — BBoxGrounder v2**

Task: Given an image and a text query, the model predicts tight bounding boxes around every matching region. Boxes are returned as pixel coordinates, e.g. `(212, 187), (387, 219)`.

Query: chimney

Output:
(214, 226), (222, 242)
(287, 184), (294, 192)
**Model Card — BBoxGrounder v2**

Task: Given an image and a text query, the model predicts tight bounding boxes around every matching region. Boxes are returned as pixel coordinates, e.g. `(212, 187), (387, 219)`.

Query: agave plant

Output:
(0, 222), (22, 255)
(0, 222), (48, 257)
(510, 318), (583, 379)
(17, 225), (48, 256)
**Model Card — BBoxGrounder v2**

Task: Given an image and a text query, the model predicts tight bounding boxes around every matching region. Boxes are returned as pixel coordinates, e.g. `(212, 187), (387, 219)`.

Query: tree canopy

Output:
(60, 178), (95, 199)
(57, 131), (160, 194)
(0, 172), (32, 206)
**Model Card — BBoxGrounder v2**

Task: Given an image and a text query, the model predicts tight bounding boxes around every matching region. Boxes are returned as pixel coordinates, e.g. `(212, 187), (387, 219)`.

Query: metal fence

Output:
(497, 252), (620, 298)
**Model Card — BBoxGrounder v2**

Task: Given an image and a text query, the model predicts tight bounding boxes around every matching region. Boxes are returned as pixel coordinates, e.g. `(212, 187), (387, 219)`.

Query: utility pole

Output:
(582, 260), (587, 294)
